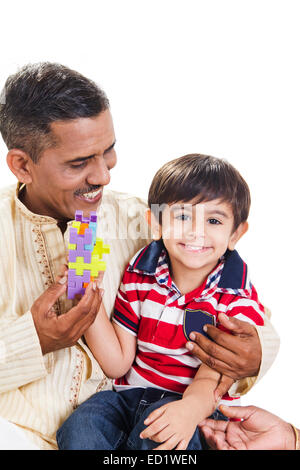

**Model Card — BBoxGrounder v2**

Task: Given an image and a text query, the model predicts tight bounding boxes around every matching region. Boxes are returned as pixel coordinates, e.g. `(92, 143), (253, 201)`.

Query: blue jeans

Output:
(56, 387), (227, 450)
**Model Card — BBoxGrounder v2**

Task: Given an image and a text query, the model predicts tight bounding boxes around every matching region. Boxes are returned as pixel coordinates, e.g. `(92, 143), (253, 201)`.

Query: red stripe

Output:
(122, 270), (156, 285)
(138, 317), (187, 349)
(227, 304), (264, 325)
(157, 265), (169, 275)
(221, 394), (240, 401)
(114, 376), (129, 386)
(137, 351), (196, 378)
(120, 287), (168, 305)
(132, 364), (187, 393)
(241, 262), (246, 288)
(114, 300), (139, 325)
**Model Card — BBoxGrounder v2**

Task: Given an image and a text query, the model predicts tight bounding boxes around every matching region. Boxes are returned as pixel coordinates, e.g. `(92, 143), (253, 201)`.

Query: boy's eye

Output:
(175, 214), (191, 221)
(208, 218), (221, 225)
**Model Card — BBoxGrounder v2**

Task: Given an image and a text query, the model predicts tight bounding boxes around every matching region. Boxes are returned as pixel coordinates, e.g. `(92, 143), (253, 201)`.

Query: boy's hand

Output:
(140, 399), (200, 450)
(214, 374), (235, 402)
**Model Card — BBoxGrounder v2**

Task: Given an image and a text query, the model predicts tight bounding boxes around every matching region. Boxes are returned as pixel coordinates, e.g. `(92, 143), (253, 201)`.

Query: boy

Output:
(57, 154), (265, 450)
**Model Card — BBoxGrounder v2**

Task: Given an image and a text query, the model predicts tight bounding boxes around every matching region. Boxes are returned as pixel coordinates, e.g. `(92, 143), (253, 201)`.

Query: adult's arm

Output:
(0, 309), (49, 393)
(186, 309), (280, 398)
(0, 274), (102, 393)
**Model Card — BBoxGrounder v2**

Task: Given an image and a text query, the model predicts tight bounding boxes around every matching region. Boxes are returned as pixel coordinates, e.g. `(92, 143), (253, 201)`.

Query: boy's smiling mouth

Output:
(178, 243), (212, 253)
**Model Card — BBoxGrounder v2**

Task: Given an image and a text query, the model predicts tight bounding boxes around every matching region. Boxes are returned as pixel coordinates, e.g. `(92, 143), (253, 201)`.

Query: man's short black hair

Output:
(148, 153), (251, 231)
(0, 62), (110, 162)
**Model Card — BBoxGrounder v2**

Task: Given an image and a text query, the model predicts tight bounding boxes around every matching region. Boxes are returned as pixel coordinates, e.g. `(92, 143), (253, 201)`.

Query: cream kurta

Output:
(0, 184), (280, 449)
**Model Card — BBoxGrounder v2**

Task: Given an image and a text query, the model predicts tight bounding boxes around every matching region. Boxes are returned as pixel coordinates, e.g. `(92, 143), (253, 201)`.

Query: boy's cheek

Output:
(162, 224), (182, 240)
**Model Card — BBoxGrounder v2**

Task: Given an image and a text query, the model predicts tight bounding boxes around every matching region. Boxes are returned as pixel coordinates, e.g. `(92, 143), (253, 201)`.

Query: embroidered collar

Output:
(15, 183), (59, 225)
(15, 183), (80, 233)
(128, 239), (252, 299)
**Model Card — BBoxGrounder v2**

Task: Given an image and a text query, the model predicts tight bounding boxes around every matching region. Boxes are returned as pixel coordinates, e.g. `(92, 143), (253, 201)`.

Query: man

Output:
(199, 405), (299, 450)
(0, 63), (280, 450)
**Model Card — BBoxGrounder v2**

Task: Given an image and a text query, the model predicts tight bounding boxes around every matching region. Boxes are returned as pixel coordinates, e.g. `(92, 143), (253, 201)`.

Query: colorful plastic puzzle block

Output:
(67, 210), (110, 299)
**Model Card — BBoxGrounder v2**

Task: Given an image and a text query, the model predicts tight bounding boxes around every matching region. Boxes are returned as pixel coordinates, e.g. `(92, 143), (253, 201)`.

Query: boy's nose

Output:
(185, 230), (205, 242)
(185, 220), (205, 241)
(186, 206), (205, 240)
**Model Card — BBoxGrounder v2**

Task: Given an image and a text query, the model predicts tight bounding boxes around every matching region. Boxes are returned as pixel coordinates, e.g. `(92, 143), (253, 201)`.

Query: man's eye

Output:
(208, 218), (221, 225)
(70, 161), (87, 169)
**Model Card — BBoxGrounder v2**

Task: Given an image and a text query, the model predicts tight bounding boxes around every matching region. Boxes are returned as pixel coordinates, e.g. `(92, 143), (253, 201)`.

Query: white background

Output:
(0, 0), (299, 425)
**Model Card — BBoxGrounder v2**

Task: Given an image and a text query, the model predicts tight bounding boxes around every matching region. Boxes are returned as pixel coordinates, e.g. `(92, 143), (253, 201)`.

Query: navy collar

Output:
(128, 239), (251, 296)
(130, 239), (165, 274)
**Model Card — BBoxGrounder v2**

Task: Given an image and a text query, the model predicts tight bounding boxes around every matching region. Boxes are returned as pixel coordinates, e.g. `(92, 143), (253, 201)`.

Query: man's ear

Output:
(145, 208), (162, 240)
(6, 149), (33, 184)
(228, 221), (249, 250)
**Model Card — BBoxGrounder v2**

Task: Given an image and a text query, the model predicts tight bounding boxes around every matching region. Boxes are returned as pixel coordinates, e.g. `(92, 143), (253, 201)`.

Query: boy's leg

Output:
(125, 388), (204, 450)
(56, 388), (143, 450)
(126, 390), (229, 450)
(182, 409), (229, 450)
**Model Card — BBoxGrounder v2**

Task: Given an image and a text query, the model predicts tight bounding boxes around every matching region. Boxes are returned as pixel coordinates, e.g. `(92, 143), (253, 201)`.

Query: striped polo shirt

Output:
(113, 240), (265, 404)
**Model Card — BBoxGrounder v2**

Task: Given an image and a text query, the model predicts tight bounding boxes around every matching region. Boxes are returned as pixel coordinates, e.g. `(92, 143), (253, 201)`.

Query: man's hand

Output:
(199, 405), (297, 450)
(186, 313), (262, 385)
(31, 273), (103, 355)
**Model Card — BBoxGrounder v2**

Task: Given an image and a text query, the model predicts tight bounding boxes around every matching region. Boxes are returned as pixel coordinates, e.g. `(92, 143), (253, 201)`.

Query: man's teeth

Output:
(81, 189), (102, 199)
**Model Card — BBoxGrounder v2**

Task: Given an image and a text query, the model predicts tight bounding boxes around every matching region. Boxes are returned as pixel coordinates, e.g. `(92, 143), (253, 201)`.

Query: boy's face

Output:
(154, 198), (247, 278)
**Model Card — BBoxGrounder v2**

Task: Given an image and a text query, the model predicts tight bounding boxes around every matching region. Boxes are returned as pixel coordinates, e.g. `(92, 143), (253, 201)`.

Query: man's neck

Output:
(18, 185), (69, 234)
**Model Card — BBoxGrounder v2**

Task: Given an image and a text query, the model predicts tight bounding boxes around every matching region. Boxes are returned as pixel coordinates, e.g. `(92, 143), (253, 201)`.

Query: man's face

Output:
(24, 110), (116, 222)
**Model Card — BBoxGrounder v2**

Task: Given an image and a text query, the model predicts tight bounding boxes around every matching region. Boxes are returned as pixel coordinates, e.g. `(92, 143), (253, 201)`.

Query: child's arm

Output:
(84, 300), (136, 379)
(140, 364), (234, 450)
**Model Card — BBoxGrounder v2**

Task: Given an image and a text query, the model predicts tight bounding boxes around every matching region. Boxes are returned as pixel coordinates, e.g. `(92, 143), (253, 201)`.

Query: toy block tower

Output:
(67, 210), (110, 299)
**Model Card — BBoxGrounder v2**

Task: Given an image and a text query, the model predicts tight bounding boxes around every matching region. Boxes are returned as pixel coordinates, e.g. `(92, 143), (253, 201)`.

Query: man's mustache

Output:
(74, 185), (102, 196)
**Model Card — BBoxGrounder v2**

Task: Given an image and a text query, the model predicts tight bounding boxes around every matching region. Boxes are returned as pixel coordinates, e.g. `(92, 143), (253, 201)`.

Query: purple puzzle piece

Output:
(69, 227), (79, 243)
(82, 270), (91, 282)
(68, 211), (99, 299)
(90, 211), (97, 222)
(83, 251), (92, 263)
(83, 228), (93, 245)
(69, 250), (91, 263)
(75, 210), (83, 222)
(67, 269), (91, 299)
(68, 269), (77, 282)
(69, 250), (77, 262)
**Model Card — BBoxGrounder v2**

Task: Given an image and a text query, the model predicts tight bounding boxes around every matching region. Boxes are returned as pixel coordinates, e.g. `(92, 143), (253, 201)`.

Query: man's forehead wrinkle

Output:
(63, 141), (116, 163)
(51, 124), (108, 144)
(47, 114), (115, 161)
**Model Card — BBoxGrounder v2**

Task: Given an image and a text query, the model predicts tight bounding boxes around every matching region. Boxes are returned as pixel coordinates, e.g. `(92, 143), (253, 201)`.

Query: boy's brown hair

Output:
(148, 154), (251, 231)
